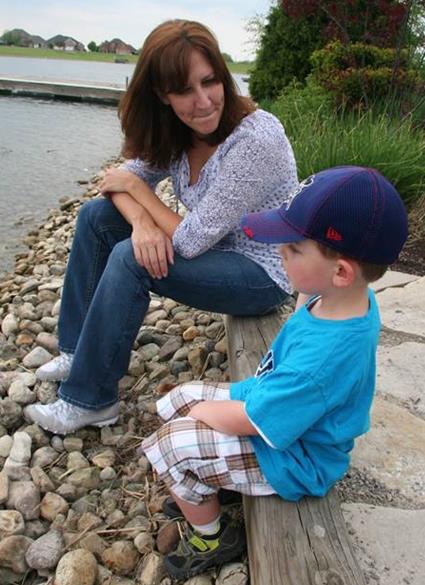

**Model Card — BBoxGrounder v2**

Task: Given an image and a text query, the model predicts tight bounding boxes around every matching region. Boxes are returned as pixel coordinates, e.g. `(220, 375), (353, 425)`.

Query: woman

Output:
(25, 20), (298, 434)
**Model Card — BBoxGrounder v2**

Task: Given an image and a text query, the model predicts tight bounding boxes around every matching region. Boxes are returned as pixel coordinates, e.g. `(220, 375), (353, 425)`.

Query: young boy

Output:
(142, 166), (408, 580)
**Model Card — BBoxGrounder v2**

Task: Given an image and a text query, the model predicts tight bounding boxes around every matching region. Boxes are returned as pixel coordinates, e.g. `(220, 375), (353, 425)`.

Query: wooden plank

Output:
(225, 313), (366, 585)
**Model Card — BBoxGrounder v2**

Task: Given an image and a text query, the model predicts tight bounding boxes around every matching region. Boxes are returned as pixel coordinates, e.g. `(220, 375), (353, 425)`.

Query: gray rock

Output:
(216, 563), (248, 585)
(185, 576), (214, 585)
(1, 314), (19, 337)
(67, 451), (90, 470)
(8, 431), (32, 464)
(0, 470), (9, 504)
(0, 398), (22, 429)
(0, 535), (33, 573)
(134, 532), (155, 554)
(7, 380), (35, 404)
(0, 435), (13, 458)
(25, 529), (64, 569)
(377, 276), (425, 336)
(54, 549), (98, 585)
(144, 309), (167, 326)
(30, 465), (56, 492)
(22, 347), (53, 368)
(63, 436), (83, 452)
(159, 336), (183, 361)
(6, 480), (40, 520)
(32, 445), (60, 467)
(36, 380), (58, 403)
(35, 332), (59, 354)
(139, 343), (160, 361)
(137, 551), (165, 585)
(67, 467), (100, 490)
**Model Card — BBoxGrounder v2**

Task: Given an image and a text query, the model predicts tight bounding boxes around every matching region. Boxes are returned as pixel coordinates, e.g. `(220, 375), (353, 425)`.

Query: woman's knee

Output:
(76, 198), (123, 232)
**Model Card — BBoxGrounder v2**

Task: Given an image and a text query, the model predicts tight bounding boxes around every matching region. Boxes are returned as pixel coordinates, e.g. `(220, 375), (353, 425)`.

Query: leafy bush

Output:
(310, 41), (424, 107)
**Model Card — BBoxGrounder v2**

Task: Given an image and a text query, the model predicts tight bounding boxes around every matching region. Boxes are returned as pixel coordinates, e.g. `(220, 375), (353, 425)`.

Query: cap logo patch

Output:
(243, 226), (254, 238)
(326, 227), (342, 241)
(286, 174), (315, 210)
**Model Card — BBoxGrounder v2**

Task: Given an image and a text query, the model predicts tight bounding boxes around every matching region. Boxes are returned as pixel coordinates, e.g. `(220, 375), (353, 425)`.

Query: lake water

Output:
(0, 57), (248, 276)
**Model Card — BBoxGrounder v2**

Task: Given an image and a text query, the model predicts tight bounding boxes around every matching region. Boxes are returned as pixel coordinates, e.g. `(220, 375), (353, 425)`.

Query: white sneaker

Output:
(24, 399), (119, 435)
(35, 352), (74, 382)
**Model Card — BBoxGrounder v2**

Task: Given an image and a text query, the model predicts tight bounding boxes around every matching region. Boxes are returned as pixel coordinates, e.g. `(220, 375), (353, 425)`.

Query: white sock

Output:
(191, 516), (221, 536)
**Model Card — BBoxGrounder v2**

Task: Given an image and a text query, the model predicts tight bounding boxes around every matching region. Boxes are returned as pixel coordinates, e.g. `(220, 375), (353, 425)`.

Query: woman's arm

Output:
(108, 191), (174, 278)
(100, 168), (182, 238)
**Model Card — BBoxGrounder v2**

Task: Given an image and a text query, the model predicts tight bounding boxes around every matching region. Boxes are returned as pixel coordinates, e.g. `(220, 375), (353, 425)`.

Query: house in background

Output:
(98, 38), (136, 55)
(47, 34), (85, 52)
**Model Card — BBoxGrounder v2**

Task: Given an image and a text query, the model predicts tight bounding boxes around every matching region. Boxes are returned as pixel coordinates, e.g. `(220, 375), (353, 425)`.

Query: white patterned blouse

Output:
(122, 109), (299, 293)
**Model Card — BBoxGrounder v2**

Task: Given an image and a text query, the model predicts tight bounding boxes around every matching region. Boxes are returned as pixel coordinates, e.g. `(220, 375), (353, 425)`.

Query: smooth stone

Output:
(188, 347), (206, 377)
(216, 563), (248, 585)
(91, 448), (116, 469)
(0, 398), (22, 429)
(134, 532), (155, 554)
(183, 326), (200, 341)
(22, 347), (53, 368)
(23, 423), (49, 448)
(67, 467), (100, 490)
(30, 466), (56, 492)
(0, 510), (25, 538)
(31, 446), (60, 467)
(158, 336), (183, 361)
(0, 535), (33, 573)
(25, 529), (64, 569)
(376, 342), (425, 417)
(342, 504), (425, 585)
(185, 576), (214, 585)
(7, 379), (35, 404)
(144, 309), (167, 326)
(40, 492), (69, 521)
(0, 471), (9, 504)
(377, 277), (425, 337)
(35, 332), (59, 354)
(352, 397), (425, 502)
(1, 314), (19, 337)
(54, 549), (98, 585)
(6, 481), (41, 520)
(99, 466), (117, 481)
(67, 451), (90, 470)
(63, 436), (83, 452)
(371, 270), (418, 292)
(101, 540), (139, 575)
(0, 435), (13, 458)
(139, 343), (160, 361)
(137, 551), (165, 585)
(156, 522), (180, 554)
(8, 431), (32, 464)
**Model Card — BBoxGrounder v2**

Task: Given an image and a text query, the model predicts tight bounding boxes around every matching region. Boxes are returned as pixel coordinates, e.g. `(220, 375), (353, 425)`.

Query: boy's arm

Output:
(188, 401), (258, 436)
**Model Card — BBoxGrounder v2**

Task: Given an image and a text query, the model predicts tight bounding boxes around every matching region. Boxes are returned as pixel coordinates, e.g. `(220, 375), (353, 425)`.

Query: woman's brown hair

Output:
(119, 19), (255, 168)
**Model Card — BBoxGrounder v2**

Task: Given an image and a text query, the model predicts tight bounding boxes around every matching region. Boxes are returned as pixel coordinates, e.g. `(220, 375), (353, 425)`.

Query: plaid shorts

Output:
(142, 381), (276, 504)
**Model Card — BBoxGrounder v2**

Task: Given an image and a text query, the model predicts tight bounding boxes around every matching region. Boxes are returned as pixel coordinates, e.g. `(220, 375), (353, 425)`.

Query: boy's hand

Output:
(188, 401), (258, 436)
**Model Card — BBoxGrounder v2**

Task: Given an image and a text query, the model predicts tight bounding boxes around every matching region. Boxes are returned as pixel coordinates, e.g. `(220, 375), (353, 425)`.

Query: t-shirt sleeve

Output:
(120, 158), (169, 191)
(245, 365), (327, 450)
(172, 130), (295, 258)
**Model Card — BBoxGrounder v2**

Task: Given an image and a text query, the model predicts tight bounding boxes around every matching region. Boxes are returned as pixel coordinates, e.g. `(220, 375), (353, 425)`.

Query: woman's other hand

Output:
(132, 217), (174, 279)
(99, 168), (140, 195)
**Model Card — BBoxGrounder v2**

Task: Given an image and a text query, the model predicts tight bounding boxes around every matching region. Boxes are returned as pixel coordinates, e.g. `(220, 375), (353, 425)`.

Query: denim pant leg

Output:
(58, 198), (131, 352)
(59, 225), (288, 410)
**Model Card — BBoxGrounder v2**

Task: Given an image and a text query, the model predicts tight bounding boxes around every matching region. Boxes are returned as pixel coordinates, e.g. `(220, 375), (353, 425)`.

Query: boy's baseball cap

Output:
(241, 166), (408, 264)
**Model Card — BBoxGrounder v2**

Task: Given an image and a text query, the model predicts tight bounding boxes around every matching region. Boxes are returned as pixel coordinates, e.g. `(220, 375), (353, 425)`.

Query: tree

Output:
(87, 41), (98, 52)
(249, 5), (325, 101)
(221, 52), (234, 62)
(1, 30), (23, 46)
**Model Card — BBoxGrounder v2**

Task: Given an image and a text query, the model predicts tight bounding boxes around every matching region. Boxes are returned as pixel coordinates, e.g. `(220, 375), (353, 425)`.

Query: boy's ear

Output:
(333, 258), (357, 288)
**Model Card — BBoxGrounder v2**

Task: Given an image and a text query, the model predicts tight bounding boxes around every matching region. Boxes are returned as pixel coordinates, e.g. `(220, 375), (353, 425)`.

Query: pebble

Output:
(54, 549), (98, 585)
(25, 529), (64, 569)
(0, 510), (25, 538)
(22, 346), (53, 368)
(40, 492), (69, 521)
(101, 540), (139, 575)
(0, 534), (33, 573)
(6, 480), (40, 520)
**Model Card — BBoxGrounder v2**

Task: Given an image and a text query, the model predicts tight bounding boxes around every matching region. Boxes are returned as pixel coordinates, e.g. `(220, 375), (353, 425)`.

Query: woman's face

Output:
(163, 49), (225, 138)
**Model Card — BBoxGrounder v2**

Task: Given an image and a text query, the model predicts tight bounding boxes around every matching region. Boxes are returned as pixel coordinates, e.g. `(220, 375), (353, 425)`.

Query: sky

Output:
(0, 0), (272, 60)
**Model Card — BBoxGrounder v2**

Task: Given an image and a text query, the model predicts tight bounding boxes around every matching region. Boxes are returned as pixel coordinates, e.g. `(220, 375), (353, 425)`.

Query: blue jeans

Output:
(58, 198), (287, 409)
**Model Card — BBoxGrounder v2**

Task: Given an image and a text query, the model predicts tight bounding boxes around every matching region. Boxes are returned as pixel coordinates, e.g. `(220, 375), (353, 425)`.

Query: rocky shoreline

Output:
(1, 162), (424, 585)
(0, 164), (249, 585)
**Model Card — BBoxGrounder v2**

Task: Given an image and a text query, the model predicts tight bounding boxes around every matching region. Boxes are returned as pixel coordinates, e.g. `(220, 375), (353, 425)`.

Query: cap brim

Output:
(241, 209), (304, 244)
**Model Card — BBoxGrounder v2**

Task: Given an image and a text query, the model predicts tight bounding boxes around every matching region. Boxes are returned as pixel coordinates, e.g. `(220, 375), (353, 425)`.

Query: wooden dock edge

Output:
(225, 311), (366, 585)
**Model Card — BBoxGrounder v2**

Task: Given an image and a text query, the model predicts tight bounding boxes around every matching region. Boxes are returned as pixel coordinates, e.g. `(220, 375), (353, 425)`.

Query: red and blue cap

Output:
(241, 166), (408, 264)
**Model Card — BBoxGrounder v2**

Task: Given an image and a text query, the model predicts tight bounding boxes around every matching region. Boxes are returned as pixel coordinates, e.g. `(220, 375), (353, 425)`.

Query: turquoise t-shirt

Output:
(230, 289), (381, 501)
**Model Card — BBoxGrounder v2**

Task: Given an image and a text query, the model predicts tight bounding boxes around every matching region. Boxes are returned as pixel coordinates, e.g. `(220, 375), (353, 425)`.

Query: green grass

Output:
(267, 83), (425, 205)
(0, 45), (251, 73)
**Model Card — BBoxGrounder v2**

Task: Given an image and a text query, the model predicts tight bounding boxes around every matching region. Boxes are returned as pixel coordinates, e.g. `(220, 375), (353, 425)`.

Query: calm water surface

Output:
(0, 56), (248, 276)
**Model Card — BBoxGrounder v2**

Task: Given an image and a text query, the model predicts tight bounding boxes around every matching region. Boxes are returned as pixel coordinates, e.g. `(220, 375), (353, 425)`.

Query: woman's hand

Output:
(132, 217), (174, 279)
(99, 168), (141, 196)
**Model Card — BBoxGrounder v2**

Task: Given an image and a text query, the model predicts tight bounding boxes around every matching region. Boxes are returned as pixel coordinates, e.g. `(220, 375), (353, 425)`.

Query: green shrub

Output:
(268, 84), (425, 205)
(310, 41), (424, 107)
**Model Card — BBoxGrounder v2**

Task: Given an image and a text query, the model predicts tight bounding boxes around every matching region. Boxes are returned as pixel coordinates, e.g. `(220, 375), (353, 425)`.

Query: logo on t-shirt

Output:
(255, 349), (274, 378)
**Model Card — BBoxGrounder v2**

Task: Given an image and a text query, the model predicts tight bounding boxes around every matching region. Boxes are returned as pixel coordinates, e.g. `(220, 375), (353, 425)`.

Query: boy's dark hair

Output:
(119, 19), (255, 169)
(316, 242), (388, 283)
